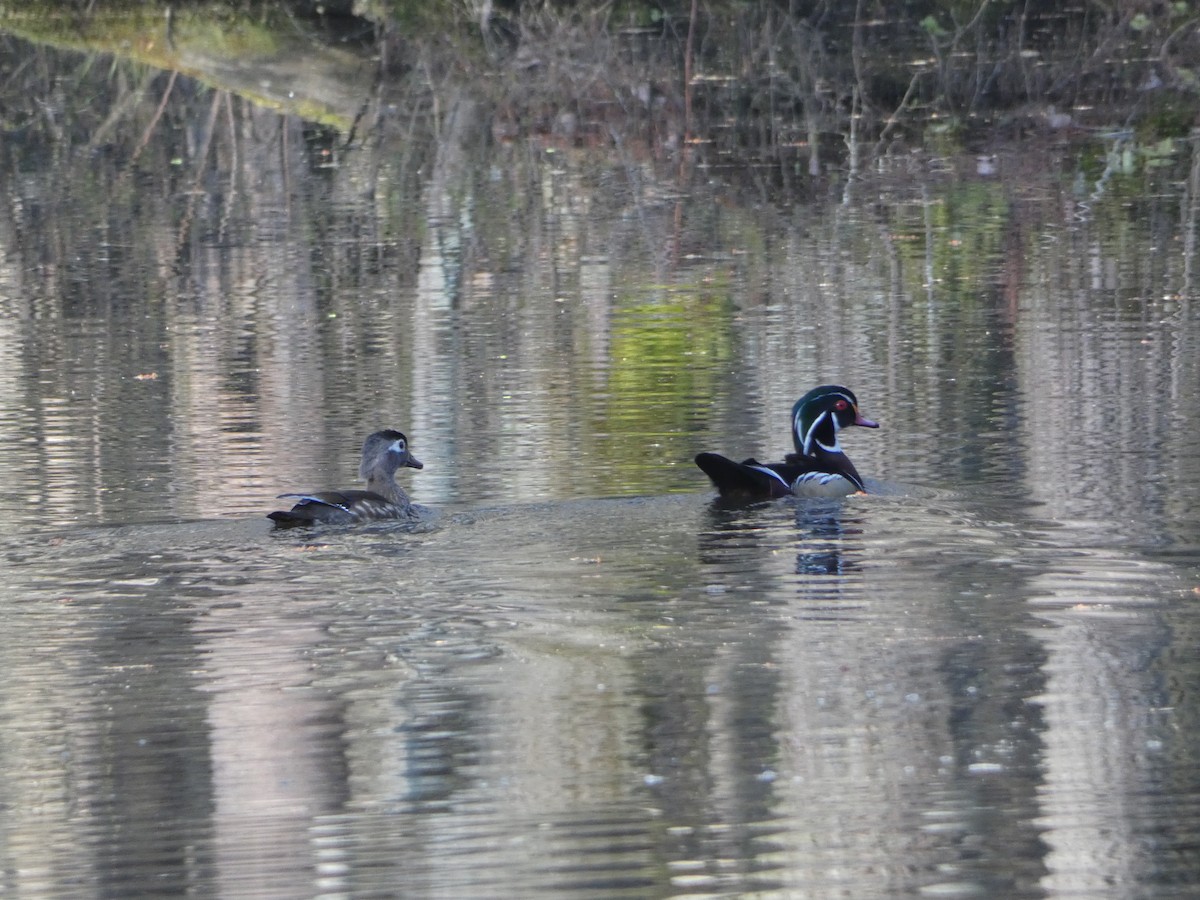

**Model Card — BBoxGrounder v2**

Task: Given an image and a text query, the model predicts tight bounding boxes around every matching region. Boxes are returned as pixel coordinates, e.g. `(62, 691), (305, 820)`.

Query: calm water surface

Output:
(2, 33), (1200, 899)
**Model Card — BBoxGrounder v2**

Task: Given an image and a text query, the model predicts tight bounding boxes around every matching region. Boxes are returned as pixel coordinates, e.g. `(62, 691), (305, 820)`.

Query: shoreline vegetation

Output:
(0, 1), (1196, 185)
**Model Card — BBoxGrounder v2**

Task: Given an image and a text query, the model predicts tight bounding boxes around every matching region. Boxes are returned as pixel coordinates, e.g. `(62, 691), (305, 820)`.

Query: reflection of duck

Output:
(268, 430), (424, 527)
(794, 500), (859, 577)
(696, 385), (879, 500)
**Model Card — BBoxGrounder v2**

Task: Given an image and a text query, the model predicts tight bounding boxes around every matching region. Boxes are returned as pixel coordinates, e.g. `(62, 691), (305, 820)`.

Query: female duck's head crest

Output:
(792, 385), (879, 457)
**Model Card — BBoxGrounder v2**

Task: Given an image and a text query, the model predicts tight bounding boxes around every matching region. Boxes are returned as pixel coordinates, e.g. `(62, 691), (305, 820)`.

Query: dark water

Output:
(2, 31), (1200, 899)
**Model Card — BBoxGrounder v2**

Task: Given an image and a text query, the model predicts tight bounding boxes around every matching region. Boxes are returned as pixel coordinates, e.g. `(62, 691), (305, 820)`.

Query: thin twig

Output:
(131, 69), (177, 162)
(873, 68), (923, 156)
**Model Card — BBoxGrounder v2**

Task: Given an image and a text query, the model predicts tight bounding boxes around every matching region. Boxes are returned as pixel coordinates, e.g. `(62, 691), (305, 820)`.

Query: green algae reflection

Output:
(591, 280), (735, 496)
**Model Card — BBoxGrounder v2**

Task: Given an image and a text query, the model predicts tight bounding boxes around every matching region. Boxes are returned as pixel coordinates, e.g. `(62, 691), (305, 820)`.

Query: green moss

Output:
(2, 4), (286, 62)
(0, 2), (370, 127)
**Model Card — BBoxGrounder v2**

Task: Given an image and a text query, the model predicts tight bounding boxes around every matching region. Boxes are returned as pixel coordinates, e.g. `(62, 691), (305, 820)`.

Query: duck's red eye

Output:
(834, 399), (848, 411)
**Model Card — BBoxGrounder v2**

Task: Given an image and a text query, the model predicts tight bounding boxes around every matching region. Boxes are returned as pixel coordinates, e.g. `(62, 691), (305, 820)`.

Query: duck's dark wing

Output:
(694, 452), (794, 501)
(268, 490), (403, 528)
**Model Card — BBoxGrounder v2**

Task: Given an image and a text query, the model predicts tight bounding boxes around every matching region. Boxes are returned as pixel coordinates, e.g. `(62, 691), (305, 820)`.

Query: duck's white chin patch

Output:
(790, 472), (858, 498)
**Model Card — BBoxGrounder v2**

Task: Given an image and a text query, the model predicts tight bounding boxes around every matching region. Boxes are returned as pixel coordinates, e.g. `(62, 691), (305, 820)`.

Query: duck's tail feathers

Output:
(694, 452), (791, 501)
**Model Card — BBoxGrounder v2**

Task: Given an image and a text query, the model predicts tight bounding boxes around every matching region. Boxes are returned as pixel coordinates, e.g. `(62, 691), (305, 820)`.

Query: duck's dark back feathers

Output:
(268, 490), (414, 528)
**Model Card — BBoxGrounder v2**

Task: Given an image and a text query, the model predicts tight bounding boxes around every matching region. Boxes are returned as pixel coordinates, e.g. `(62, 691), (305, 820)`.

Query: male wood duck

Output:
(695, 385), (879, 500)
(268, 429), (424, 527)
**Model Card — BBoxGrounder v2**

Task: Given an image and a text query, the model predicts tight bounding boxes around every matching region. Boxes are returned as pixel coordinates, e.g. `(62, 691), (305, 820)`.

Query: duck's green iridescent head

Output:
(791, 385), (878, 457)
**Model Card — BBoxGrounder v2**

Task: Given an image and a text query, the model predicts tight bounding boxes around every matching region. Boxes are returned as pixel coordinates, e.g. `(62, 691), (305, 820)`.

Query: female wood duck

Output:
(695, 385), (879, 500)
(268, 429), (424, 527)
